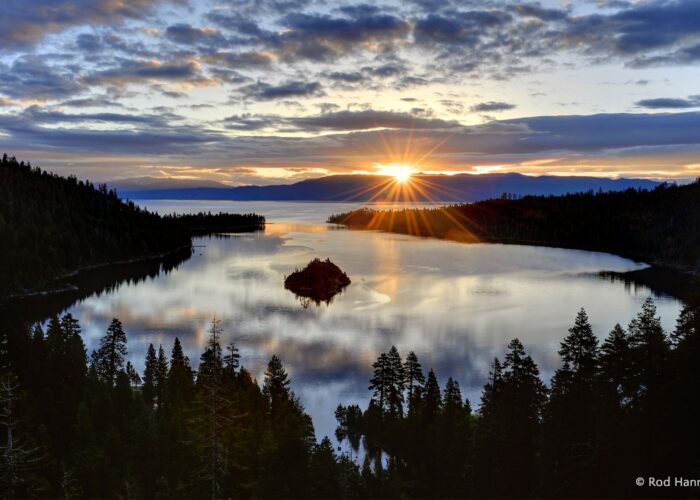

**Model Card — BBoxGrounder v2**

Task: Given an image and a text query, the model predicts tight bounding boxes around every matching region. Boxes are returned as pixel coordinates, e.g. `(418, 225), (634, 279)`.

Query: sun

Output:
(376, 163), (415, 183)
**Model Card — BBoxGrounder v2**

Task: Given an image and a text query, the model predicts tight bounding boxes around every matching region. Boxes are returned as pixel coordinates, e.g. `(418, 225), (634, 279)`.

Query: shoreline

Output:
(1, 245), (193, 305)
(332, 224), (697, 302)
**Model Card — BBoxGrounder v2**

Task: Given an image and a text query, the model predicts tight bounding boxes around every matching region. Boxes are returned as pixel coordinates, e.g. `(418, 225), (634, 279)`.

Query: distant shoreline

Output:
(1, 245), (193, 305)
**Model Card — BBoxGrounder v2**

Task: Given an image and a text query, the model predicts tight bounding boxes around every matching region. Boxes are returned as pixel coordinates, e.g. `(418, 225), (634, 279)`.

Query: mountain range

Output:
(111, 173), (661, 202)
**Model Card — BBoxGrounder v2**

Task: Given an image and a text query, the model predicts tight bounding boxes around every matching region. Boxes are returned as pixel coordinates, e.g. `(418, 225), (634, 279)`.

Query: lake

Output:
(30, 201), (687, 441)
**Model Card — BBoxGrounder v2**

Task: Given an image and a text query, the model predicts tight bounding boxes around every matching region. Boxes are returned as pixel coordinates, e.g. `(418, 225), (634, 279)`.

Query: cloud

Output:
(21, 105), (174, 127)
(327, 71), (366, 83)
(84, 59), (204, 87)
(203, 51), (274, 68)
(165, 24), (227, 46)
(269, 11), (411, 62)
(240, 80), (324, 101)
(223, 109), (462, 132)
(636, 96), (700, 109)
(1, 0), (181, 50)
(414, 11), (512, 46)
(0, 56), (84, 100)
(285, 109), (461, 131)
(470, 101), (516, 112)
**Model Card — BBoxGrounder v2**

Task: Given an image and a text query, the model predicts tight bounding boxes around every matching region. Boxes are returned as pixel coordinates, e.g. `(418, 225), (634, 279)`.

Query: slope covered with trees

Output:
(329, 180), (700, 273)
(2, 298), (699, 498)
(0, 155), (264, 299)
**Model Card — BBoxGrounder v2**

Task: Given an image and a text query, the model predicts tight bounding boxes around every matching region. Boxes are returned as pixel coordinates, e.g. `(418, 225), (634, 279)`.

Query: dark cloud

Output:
(414, 10), (512, 46)
(327, 71), (366, 83)
(364, 63), (405, 78)
(609, 0), (700, 54)
(271, 11), (411, 62)
(0, 113), (214, 155)
(165, 24), (227, 46)
(284, 109), (461, 131)
(240, 80), (324, 101)
(628, 42), (700, 67)
(513, 4), (569, 22)
(203, 51), (274, 68)
(636, 96), (700, 109)
(84, 60), (203, 87)
(223, 114), (280, 131)
(59, 97), (125, 108)
(21, 105), (173, 127)
(222, 109), (461, 132)
(0, 56), (84, 100)
(1, 0), (181, 50)
(75, 32), (151, 57)
(470, 101), (516, 112)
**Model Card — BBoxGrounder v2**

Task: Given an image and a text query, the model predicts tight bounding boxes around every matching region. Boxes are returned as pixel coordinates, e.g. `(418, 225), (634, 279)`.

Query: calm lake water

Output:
(45, 201), (686, 441)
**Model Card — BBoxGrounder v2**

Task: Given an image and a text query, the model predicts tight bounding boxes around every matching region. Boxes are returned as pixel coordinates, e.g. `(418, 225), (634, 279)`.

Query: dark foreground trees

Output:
(1, 298), (700, 498)
(335, 298), (700, 499)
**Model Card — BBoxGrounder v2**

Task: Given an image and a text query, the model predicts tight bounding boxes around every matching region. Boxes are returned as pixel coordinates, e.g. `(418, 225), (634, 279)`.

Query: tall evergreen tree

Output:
(94, 319), (128, 386)
(126, 362), (141, 389)
(544, 309), (601, 497)
(263, 355), (291, 410)
(423, 369), (442, 423)
(385, 346), (405, 419)
(627, 297), (669, 402)
(403, 351), (425, 416)
(600, 324), (631, 403)
(671, 304), (696, 347)
(442, 377), (463, 413)
(223, 343), (240, 376)
(155, 345), (169, 407)
(196, 318), (229, 500)
(476, 339), (546, 498)
(142, 344), (157, 407)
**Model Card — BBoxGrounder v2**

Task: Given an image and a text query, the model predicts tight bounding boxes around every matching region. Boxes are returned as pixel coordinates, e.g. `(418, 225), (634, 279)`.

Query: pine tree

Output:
(223, 342), (240, 376)
(167, 337), (193, 405)
(368, 347), (405, 418)
(559, 308), (599, 378)
(627, 297), (669, 401)
(309, 437), (340, 498)
(385, 346), (405, 418)
(143, 344), (157, 406)
(155, 345), (169, 407)
(545, 310), (602, 497)
(126, 362), (141, 389)
(476, 340), (546, 498)
(403, 351), (425, 416)
(369, 353), (390, 413)
(263, 355), (291, 411)
(442, 377), (463, 413)
(600, 324), (630, 403)
(423, 369), (442, 422)
(197, 318), (230, 499)
(95, 319), (128, 386)
(0, 374), (40, 497)
(671, 305), (696, 347)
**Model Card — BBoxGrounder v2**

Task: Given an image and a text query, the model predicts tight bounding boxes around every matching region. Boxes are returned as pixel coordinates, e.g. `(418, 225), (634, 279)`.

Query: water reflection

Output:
(45, 204), (684, 442)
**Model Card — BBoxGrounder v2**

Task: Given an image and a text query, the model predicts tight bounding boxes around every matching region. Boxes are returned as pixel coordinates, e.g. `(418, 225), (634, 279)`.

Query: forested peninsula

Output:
(0, 155), (264, 299)
(328, 180), (700, 276)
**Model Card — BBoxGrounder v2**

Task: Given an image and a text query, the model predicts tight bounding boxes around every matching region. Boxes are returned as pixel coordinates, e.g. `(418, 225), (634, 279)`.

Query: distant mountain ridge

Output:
(113, 173), (660, 202)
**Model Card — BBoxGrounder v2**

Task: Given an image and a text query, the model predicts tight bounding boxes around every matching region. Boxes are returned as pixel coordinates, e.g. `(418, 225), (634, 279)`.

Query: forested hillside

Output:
(0, 155), (263, 298)
(2, 299), (698, 498)
(329, 180), (700, 272)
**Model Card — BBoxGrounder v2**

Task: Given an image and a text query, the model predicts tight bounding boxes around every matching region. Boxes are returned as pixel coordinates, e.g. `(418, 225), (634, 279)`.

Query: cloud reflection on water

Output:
(67, 205), (683, 441)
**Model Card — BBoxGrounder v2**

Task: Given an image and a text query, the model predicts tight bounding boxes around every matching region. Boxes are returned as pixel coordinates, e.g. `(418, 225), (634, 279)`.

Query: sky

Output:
(1, 0), (700, 186)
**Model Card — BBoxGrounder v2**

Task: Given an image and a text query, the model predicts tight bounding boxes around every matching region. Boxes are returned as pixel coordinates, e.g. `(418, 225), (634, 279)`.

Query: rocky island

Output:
(284, 258), (351, 305)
